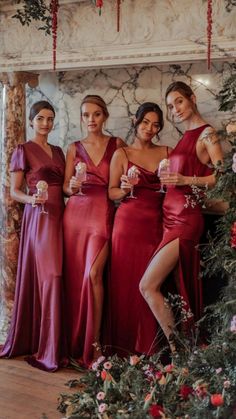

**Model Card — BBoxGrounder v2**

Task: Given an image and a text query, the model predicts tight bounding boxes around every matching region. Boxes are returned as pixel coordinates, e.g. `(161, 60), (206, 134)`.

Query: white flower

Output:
(103, 361), (112, 370)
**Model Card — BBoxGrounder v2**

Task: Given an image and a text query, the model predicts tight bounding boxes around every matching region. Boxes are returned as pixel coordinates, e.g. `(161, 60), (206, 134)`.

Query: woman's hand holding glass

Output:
(71, 162), (87, 195)
(32, 180), (48, 214)
(124, 165), (140, 199)
(157, 159), (170, 193)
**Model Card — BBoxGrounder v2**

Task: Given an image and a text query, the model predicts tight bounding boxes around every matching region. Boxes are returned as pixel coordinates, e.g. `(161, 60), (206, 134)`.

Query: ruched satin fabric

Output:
(63, 138), (117, 367)
(105, 157), (165, 357)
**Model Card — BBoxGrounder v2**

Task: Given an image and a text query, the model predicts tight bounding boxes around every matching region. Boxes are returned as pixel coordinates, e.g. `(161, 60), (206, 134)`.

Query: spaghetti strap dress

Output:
(0, 141), (66, 371)
(63, 137), (117, 367)
(155, 125), (213, 324)
(104, 149), (165, 357)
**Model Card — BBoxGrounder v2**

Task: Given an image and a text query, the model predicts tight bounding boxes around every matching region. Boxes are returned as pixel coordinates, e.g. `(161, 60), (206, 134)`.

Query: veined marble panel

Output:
(23, 62), (235, 152)
(0, 0), (235, 71)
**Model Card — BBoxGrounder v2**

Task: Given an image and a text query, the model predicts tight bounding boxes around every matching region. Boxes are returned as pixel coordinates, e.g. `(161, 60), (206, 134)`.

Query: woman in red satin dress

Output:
(106, 102), (171, 357)
(63, 95), (124, 366)
(0, 101), (66, 371)
(140, 82), (223, 352)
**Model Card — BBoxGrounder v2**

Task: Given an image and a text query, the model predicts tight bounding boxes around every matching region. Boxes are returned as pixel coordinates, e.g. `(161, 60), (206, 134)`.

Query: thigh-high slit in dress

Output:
(154, 125), (213, 327)
(63, 138), (117, 367)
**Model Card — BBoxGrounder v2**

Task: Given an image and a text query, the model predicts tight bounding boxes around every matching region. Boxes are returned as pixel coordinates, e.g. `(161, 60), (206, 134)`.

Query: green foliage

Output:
(216, 73), (236, 112)
(12, 0), (52, 34)
(203, 133), (236, 278)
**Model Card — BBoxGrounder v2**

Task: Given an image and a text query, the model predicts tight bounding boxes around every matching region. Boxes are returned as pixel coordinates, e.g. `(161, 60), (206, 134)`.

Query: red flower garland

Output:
(51, 0), (59, 70)
(96, 0), (103, 16)
(207, 0), (213, 70)
(117, 0), (121, 32)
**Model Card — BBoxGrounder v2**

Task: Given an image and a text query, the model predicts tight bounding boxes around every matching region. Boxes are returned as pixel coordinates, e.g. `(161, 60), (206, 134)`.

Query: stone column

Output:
(0, 72), (38, 343)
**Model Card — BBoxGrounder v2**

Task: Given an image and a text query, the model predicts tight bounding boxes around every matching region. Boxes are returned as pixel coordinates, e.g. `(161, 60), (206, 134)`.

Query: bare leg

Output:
(139, 239), (179, 352)
(89, 242), (109, 360)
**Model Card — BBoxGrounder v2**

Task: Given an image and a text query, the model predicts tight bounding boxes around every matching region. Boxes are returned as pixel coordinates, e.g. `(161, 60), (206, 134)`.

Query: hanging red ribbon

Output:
(207, 0), (213, 70)
(117, 0), (121, 32)
(96, 0), (103, 16)
(51, 0), (59, 71)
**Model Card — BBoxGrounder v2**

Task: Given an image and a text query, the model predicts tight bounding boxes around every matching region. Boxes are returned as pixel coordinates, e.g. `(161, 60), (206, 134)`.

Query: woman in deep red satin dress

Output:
(106, 102), (171, 357)
(0, 101), (66, 371)
(63, 95), (124, 366)
(140, 82), (223, 352)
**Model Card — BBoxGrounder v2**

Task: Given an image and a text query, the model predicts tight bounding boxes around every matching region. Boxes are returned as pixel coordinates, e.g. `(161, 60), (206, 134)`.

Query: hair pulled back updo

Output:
(80, 95), (109, 119)
(29, 101), (55, 122)
(133, 102), (164, 134)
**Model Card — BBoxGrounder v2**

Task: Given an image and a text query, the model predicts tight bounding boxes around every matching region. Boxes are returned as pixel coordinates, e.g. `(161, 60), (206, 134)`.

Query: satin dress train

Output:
(0, 141), (66, 371)
(104, 156), (165, 357)
(63, 138), (117, 367)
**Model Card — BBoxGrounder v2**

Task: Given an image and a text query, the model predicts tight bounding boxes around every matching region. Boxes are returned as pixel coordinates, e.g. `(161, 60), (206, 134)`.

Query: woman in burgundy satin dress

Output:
(106, 102), (171, 357)
(63, 95), (124, 367)
(0, 101), (66, 371)
(140, 82), (223, 352)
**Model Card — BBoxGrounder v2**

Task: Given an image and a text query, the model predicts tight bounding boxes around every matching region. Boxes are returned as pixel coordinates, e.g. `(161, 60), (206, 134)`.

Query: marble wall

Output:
(24, 61), (235, 152)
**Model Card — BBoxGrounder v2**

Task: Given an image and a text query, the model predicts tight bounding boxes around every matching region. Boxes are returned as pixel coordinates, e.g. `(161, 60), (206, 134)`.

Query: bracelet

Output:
(191, 175), (198, 186)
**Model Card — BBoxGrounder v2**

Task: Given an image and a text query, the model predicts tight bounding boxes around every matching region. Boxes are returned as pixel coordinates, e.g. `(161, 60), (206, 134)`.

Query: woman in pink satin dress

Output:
(63, 95), (124, 367)
(140, 82), (223, 352)
(0, 101), (66, 371)
(106, 102), (171, 357)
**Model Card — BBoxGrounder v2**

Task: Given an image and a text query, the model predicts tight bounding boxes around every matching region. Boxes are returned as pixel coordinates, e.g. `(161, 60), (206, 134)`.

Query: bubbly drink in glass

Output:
(75, 161), (87, 195)
(35, 180), (48, 213)
(127, 165), (140, 199)
(157, 158), (170, 193)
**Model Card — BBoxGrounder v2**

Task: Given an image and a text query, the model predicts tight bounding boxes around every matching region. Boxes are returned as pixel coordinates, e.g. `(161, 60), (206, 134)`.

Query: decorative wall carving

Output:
(0, 0), (235, 71)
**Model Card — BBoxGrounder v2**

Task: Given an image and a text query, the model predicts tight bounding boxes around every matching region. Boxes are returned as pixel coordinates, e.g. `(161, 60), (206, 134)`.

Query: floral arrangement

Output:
(58, 330), (236, 418)
(58, 87), (236, 418)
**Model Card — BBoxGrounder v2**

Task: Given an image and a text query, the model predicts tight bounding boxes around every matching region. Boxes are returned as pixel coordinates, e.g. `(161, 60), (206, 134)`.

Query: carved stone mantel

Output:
(0, 0), (235, 72)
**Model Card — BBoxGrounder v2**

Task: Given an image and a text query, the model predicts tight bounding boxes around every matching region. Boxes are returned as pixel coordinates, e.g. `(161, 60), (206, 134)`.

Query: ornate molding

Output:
(0, 0), (235, 71)
(0, 38), (235, 72)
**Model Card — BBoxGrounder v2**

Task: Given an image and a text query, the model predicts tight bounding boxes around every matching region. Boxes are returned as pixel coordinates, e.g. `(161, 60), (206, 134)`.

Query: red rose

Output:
(211, 394), (224, 407)
(180, 385), (193, 400)
(149, 404), (164, 418)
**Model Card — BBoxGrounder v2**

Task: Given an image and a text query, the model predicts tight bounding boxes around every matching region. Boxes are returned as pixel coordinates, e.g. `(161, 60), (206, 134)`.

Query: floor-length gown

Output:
(63, 137), (117, 367)
(0, 141), (66, 372)
(156, 125), (213, 326)
(105, 156), (165, 357)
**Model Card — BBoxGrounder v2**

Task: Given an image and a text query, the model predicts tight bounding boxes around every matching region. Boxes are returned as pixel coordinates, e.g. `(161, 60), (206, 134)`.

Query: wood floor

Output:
(0, 357), (81, 419)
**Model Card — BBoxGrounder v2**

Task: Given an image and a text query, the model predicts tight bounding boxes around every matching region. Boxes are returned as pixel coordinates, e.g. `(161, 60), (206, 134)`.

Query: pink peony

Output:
(98, 403), (107, 413)
(96, 391), (105, 400)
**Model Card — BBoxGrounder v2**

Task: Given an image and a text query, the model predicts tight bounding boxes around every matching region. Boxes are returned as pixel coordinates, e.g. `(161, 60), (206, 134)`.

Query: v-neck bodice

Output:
(74, 137), (117, 186)
(10, 141), (65, 194)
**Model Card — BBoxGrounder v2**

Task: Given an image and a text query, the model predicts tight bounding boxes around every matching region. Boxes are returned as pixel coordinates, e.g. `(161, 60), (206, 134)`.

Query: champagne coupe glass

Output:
(75, 162), (87, 195)
(127, 165), (140, 199)
(157, 159), (170, 193)
(36, 180), (48, 214)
